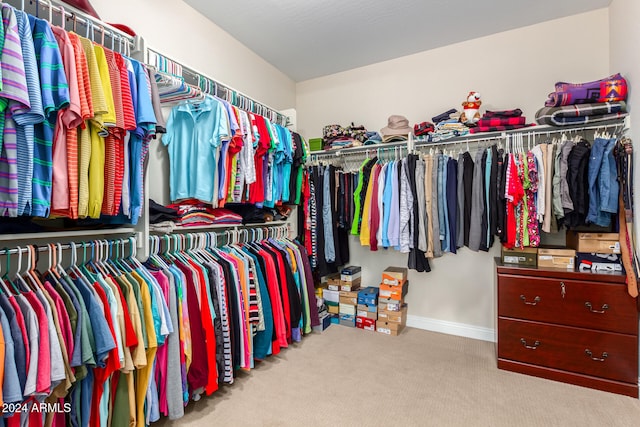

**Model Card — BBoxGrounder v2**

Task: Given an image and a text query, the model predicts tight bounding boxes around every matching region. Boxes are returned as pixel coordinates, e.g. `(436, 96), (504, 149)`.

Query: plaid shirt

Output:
(477, 117), (526, 127)
(469, 124), (534, 134)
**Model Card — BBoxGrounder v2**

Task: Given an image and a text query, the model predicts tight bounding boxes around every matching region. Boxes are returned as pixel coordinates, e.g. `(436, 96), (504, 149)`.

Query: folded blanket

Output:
(477, 117), (526, 127)
(432, 108), (457, 124)
(483, 109), (523, 118)
(545, 73), (627, 107)
(535, 101), (627, 126)
(469, 124), (535, 134)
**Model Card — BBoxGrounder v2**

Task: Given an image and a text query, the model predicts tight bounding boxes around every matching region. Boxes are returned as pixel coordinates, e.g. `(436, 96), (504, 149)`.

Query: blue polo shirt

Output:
(163, 95), (229, 202)
(14, 10), (44, 216)
(128, 58), (156, 224)
(29, 15), (69, 217)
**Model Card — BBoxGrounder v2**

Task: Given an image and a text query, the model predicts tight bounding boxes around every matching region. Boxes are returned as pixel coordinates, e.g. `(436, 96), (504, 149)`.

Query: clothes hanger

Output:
(13, 246), (31, 293)
(27, 245), (48, 290)
(0, 248), (15, 295)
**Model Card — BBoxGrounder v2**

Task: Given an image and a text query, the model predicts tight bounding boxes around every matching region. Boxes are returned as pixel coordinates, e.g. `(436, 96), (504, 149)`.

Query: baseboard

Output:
(406, 315), (496, 343)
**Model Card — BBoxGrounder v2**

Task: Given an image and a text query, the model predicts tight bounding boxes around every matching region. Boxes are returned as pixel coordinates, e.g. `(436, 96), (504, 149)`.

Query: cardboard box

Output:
(327, 302), (339, 315)
(340, 278), (361, 292)
(382, 267), (408, 286)
(577, 253), (623, 272)
(356, 308), (378, 320)
(358, 287), (380, 306)
(501, 247), (538, 266)
(376, 320), (405, 336)
(538, 248), (576, 269)
(379, 281), (409, 301)
(323, 289), (340, 304)
(341, 272), (361, 282)
(326, 273), (341, 289)
(339, 303), (356, 316)
(356, 316), (376, 331)
(378, 310), (389, 321)
(357, 303), (377, 313)
(386, 305), (408, 323)
(339, 290), (359, 305)
(340, 314), (356, 327)
(567, 232), (621, 254)
(330, 314), (340, 324)
(378, 297), (403, 312)
(312, 313), (332, 332)
(340, 266), (362, 282)
(341, 265), (362, 276)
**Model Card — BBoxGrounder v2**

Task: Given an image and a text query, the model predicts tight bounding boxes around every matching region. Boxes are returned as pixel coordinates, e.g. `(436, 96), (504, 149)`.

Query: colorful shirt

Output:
(163, 95), (229, 202)
(29, 15), (70, 217)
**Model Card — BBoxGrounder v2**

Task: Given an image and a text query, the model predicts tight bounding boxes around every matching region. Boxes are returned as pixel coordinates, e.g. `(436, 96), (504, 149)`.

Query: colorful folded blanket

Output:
(483, 109), (523, 118)
(477, 117), (526, 127)
(545, 73), (627, 107)
(469, 124), (535, 134)
(535, 101), (627, 126)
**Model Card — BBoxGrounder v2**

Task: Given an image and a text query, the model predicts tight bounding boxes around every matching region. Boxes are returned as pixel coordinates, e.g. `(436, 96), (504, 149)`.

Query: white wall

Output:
(91, 0), (295, 111)
(609, 0), (640, 247)
(90, 0), (297, 205)
(296, 9), (611, 336)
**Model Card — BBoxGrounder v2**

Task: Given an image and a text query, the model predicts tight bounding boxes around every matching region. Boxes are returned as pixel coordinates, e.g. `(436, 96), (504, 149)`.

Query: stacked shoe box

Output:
(567, 232), (624, 272)
(340, 266), (362, 291)
(324, 273), (341, 321)
(339, 266), (361, 326)
(356, 286), (379, 331)
(377, 267), (409, 336)
(312, 287), (332, 332)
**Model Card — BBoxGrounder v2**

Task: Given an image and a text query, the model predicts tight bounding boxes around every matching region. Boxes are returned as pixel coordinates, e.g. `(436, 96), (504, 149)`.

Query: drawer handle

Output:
(585, 349), (608, 362)
(520, 338), (540, 350)
(584, 302), (609, 314)
(520, 295), (541, 306)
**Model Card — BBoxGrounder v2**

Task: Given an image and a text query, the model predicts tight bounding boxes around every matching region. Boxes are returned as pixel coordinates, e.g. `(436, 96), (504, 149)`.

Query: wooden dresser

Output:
(496, 260), (639, 397)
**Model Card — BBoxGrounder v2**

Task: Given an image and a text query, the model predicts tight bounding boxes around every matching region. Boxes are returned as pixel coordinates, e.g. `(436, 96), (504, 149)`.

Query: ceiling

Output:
(183, 0), (611, 82)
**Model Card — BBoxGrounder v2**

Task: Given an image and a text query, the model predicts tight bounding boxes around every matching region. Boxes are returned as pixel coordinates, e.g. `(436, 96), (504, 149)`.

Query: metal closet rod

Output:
(14, 0), (137, 47)
(148, 225), (290, 246)
(0, 238), (135, 256)
(414, 119), (628, 149)
(311, 140), (409, 159)
(147, 48), (289, 126)
(310, 118), (628, 160)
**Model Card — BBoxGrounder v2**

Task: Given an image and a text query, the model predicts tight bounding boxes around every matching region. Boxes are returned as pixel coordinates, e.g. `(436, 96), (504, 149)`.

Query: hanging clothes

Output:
(0, 5), (157, 225)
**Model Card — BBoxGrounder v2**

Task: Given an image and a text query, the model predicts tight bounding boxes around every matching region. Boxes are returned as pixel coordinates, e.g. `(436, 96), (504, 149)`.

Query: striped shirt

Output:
(113, 53), (135, 216)
(0, 5), (27, 215)
(78, 36), (107, 126)
(129, 59), (156, 224)
(93, 44), (115, 130)
(68, 32), (92, 122)
(68, 32), (93, 219)
(51, 26), (82, 219)
(87, 123), (105, 219)
(14, 9), (44, 216)
(121, 58), (137, 217)
(0, 112), (18, 216)
(29, 15), (70, 218)
(102, 48), (124, 216)
(0, 5), (29, 153)
(77, 126), (90, 218)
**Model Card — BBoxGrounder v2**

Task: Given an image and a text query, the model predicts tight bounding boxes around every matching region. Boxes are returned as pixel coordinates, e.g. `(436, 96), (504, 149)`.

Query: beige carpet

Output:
(155, 325), (640, 427)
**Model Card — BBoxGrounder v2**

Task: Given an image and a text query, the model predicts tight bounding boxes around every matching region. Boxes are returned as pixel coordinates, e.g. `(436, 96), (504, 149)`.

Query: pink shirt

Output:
(23, 291), (51, 395)
(50, 26), (82, 217)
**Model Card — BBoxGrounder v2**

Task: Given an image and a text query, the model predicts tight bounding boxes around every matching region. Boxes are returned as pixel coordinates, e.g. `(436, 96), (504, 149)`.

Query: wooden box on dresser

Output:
(495, 259), (639, 397)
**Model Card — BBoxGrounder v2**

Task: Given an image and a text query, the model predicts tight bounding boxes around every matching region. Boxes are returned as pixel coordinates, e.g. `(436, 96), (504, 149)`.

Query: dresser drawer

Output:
(498, 318), (638, 384)
(498, 274), (638, 334)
